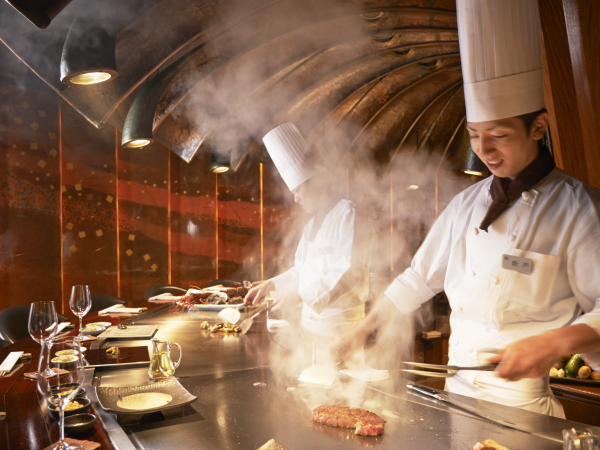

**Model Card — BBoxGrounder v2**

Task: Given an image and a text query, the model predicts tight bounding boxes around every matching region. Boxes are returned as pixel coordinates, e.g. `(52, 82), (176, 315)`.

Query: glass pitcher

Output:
(148, 338), (182, 381)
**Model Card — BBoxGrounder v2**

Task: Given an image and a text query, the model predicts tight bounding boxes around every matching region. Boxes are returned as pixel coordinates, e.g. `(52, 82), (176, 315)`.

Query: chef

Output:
(332, 0), (600, 417)
(244, 122), (372, 341)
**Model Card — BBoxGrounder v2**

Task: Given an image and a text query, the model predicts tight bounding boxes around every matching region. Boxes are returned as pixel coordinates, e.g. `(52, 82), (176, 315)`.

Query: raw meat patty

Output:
(312, 405), (385, 436)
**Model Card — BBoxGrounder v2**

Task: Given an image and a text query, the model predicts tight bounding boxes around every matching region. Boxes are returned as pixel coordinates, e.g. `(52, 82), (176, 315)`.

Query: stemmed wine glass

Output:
(28, 301), (59, 376)
(37, 336), (84, 450)
(69, 285), (91, 344)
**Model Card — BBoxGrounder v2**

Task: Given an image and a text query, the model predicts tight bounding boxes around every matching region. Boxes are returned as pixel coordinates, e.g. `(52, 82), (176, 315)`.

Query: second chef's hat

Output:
(457, 0), (545, 122)
(262, 122), (314, 192)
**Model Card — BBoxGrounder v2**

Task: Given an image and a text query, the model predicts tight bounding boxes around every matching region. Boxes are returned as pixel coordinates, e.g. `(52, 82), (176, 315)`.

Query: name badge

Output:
(502, 254), (533, 275)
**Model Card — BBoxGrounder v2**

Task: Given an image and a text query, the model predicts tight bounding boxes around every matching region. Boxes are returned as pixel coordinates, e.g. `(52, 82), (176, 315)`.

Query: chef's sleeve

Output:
(298, 207), (366, 314)
(384, 199), (455, 315)
(270, 227), (308, 294)
(567, 226), (600, 367)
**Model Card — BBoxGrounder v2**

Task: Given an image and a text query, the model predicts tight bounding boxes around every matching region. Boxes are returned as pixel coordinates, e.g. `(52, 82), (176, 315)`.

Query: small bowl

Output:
(64, 413), (96, 435)
(75, 387), (87, 399)
(47, 398), (91, 420)
(81, 326), (106, 336)
(51, 355), (78, 365)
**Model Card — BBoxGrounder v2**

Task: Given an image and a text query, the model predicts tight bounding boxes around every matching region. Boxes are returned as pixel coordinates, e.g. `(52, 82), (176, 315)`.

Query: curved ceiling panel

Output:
(0, 0), (470, 185)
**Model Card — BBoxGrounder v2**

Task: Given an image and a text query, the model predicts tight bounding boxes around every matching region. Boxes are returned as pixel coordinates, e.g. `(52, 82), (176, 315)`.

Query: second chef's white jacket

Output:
(384, 168), (600, 417)
(271, 199), (371, 338)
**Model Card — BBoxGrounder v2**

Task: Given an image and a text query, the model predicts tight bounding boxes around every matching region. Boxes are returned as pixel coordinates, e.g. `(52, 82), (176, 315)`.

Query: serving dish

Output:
(84, 346), (151, 369)
(97, 325), (157, 339)
(64, 413), (96, 435)
(81, 325), (106, 336)
(95, 377), (197, 415)
(51, 355), (78, 364)
(87, 322), (112, 328)
(47, 398), (91, 420)
(550, 376), (600, 387)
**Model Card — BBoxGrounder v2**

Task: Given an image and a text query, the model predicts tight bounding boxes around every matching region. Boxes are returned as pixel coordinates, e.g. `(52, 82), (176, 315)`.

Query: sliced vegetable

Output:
(591, 371), (600, 381)
(557, 368), (565, 378)
(565, 354), (584, 378)
(549, 367), (559, 377)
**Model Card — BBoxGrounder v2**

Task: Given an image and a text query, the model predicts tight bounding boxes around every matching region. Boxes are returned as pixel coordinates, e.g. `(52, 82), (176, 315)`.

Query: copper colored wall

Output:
(0, 83), (296, 317)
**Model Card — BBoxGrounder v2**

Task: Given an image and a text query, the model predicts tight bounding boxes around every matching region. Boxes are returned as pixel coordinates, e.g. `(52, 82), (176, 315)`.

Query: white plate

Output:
(81, 326), (106, 336)
(87, 322), (112, 328)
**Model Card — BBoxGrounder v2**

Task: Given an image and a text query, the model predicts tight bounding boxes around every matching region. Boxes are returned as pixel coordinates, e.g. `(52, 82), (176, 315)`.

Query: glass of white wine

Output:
(28, 301), (59, 376)
(37, 337), (85, 450)
(69, 285), (91, 344)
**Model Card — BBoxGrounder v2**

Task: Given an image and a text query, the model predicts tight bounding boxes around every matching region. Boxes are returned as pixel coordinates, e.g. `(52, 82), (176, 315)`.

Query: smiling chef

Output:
(332, 0), (600, 417)
(244, 122), (372, 342)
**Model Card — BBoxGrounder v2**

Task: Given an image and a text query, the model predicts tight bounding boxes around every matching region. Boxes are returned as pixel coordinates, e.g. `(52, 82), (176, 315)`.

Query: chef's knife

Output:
(407, 385), (562, 443)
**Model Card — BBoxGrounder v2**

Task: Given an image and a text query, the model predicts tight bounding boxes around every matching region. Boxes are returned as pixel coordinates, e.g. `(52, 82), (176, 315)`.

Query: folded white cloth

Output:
(266, 319), (290, 332)
(340, 363), (389, 382)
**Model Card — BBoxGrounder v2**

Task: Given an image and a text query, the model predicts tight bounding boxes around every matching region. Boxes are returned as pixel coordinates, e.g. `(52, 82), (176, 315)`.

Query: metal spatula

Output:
(218, 307), (241, 325)
(240, 303), (268, 334)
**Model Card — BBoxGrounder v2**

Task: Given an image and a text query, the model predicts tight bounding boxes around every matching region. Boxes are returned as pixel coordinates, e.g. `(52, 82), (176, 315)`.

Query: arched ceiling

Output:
(0, 0), (466, 172)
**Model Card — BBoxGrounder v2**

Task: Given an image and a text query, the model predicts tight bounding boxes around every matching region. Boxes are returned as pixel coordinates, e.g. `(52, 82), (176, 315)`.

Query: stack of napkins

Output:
(340, 363), (389, 382)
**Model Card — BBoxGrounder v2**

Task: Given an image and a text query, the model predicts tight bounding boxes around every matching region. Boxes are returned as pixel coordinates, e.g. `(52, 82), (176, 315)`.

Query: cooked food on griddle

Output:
(182, 287), (248, 305)
(312, 405), (385, 436)
(473, 439), (510, 450)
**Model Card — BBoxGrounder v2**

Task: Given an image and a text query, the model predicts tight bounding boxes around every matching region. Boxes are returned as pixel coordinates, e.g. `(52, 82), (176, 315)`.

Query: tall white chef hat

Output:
(262, 122), (314, 192)
(457, 0), (545, 122)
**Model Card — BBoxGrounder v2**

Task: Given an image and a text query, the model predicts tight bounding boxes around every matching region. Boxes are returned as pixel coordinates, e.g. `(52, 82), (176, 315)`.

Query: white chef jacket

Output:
(271, 199), (371, 338)
(384, 168), (600, 417)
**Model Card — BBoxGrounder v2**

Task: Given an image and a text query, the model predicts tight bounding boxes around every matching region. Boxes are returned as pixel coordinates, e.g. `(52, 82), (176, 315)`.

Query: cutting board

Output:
(97, 325), (157, 339)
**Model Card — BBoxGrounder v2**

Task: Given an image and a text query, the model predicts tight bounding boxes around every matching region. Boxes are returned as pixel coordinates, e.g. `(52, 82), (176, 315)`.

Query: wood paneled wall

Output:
(0, 83), (299, 317)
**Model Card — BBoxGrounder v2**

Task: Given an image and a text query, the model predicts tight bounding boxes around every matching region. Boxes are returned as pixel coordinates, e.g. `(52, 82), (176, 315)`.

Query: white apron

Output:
(299, 240), (365, 338)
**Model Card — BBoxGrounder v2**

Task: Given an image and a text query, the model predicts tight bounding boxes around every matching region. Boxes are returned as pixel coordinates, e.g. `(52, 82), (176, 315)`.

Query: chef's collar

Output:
(479, 143), (555, 232)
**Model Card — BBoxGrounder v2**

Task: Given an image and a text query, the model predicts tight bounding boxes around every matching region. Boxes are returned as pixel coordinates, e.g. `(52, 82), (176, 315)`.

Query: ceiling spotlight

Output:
(210, 153), (230, 174)
(5, 0), (76, 29)
(122, 82), (155, 149)
(60, 19), (119, 86)
(407, 185), (419, 190)
(461, 141), (490, 177)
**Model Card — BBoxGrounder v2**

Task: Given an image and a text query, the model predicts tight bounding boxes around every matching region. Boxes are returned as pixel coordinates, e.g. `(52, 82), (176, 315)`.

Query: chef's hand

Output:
(271, 292), (301, 312)
(488, 334), (559, 382)
(244, 280), (274, 306)
(329, 326), (369, 364)
(488, 324), (600, 381)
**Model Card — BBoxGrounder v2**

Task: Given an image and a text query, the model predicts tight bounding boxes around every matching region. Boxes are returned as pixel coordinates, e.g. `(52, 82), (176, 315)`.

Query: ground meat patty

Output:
(312, 405), (385, 436)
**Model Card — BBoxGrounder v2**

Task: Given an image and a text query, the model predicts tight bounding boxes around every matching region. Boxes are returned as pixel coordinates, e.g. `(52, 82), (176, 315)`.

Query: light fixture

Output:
(60, 21), (119, 86)
(122, 82), (155, 149)
(210, 153), (230, 174)
(407, 185), (419, 190)
(461, 140), (490, 177)
(5, 0), (76, 29)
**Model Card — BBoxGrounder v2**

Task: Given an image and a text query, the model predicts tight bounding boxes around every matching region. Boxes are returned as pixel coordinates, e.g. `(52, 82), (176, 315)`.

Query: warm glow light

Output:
(211, 165), (229, 174)
(407, 185), (419, 190)
(70, 71), (112, 85)
(126, 139), (151, 148)
(463, 169), (484, 176)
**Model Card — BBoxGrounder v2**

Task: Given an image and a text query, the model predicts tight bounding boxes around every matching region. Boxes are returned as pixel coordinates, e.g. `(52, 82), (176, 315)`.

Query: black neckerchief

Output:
(479, 143), (555, 232)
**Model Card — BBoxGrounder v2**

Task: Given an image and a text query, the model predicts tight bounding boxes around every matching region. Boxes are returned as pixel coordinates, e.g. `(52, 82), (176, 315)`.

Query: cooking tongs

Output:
(399, 362), (498, 378)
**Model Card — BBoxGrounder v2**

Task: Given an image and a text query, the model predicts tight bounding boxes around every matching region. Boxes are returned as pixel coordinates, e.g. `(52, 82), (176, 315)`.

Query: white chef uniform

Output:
(383, 0), (600, 417)
(263, 123), (371, 338)
(271, 199), (370, 337)
(385, 168), (600, 416)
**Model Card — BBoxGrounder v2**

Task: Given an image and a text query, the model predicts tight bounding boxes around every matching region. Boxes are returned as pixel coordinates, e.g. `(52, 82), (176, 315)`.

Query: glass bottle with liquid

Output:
(148, 338), (182, 381)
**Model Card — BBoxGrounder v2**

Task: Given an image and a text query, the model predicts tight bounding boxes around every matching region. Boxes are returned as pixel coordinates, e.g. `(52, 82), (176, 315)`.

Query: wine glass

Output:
(69, 285), (91, 344)
(38, 337), (85, 450)
(28, 301), (59, 376)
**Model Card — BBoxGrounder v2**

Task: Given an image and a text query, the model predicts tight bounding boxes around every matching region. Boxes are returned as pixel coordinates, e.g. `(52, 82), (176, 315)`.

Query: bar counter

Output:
(1, 301), (600, 449)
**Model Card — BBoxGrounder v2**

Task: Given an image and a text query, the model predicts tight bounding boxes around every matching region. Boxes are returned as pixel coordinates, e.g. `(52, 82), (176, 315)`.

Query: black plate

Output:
(64, 413), (96, 434)
(550, 376), (600, 387)
(47, 397), (91, 420)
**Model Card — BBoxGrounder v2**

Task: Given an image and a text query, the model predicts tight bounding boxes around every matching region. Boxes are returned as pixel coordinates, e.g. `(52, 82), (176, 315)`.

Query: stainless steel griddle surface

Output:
(90, 307), (597, 449)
